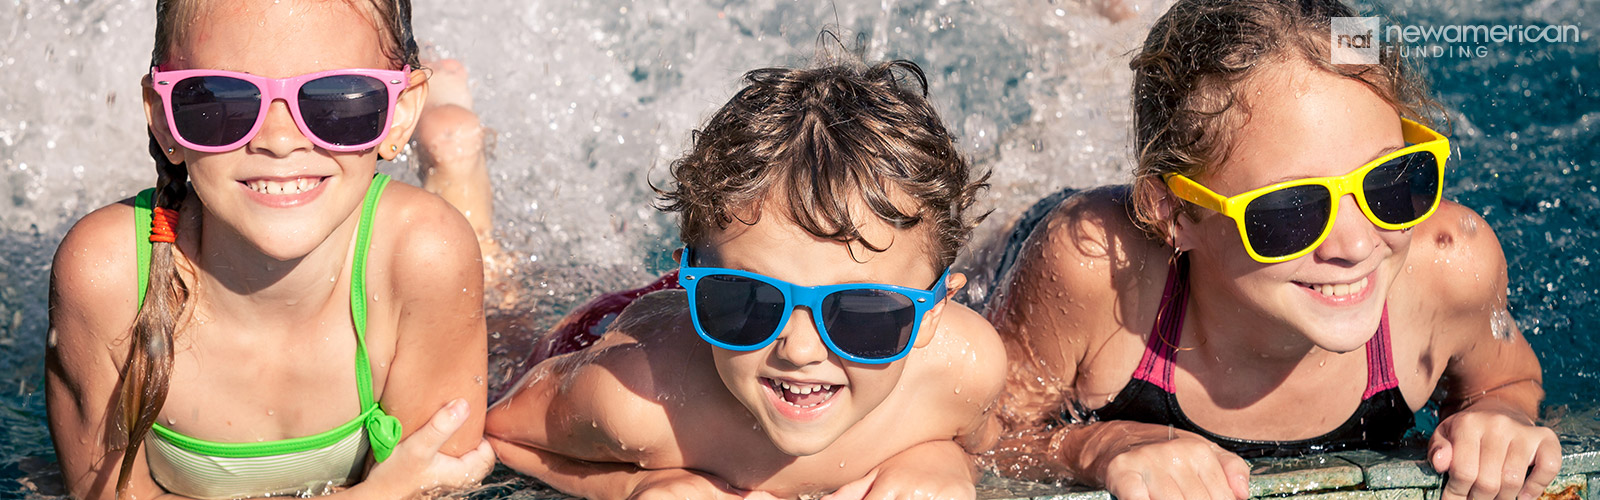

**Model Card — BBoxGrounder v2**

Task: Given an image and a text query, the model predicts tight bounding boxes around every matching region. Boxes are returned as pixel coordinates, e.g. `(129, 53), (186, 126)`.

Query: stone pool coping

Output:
(975, 446), (1600, 499)
(474, 439), (1600, 499)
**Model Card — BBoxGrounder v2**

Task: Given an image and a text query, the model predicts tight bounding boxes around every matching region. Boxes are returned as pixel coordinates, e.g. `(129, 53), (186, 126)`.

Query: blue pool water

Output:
(0, 0), (1595, 497)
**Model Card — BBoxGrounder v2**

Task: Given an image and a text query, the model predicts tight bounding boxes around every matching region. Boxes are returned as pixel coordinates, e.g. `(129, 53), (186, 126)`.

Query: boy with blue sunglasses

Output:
(486, 57), (1004, 499)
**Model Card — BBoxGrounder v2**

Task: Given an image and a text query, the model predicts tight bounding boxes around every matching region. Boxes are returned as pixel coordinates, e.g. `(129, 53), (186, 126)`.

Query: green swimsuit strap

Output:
(133, 175), (403, 462)
(351, 174), (403, 462)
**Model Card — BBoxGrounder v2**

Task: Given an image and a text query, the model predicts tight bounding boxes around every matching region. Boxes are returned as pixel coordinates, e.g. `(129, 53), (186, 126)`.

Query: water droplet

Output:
(1490, 307), (1515, 340)
(266, 409), (275, 416)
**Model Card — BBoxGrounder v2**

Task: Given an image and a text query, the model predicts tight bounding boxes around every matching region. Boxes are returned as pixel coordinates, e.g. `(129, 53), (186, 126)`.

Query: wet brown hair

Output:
(657, 53), (988, 269)
(1127, 0), (1444, 240)
(115, 0), (419, 496)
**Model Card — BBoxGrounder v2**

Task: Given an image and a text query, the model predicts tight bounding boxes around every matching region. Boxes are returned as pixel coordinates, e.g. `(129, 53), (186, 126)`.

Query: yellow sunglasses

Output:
(1165, 118), (1451, 263)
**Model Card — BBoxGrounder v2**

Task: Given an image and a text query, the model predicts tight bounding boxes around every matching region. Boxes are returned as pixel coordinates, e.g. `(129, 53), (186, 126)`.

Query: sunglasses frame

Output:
(150, 66), (414, 153)
(1165, 118), (1451, 263)
(677, 248), (949, 364)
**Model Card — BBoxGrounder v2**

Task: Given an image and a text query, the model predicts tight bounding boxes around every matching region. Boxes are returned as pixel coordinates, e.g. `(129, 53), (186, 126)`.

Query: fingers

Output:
(1103, 468), (1152, 500)
(1440, 425), (1480, 500)
(1220, 451), (1253, 499)
(1518, 431), (1563, 500)
(1198, 451), (1240, 500)
(1436, 412), (1566, 500)
(403, 398), (471, 460)
(821, 469), (876, 500)
(1473, 432), (1510, 500)
(1430, 431), (1455, 476)
(1102, 438), (1250, 500)
(461, 438), (497, 479)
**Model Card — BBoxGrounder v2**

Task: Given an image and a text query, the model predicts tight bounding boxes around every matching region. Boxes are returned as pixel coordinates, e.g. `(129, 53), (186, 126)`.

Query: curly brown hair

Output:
(657, 56), (989, 269)
(1128, 0), (1445, 239)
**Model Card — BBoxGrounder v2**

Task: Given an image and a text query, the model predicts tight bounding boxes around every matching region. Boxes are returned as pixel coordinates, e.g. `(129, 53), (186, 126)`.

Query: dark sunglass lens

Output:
(1363, 151), (1441, 225)
(171, 76), (261, 147)
(298, 75), (389, 146)
(820, 290), (917, 361)
(1244, 185), (1333, 258)
(693, 275), (787, 347)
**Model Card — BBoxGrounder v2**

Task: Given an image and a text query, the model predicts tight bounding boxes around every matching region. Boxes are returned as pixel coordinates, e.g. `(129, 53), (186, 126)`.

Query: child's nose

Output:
(248, 99), (314, 157)
(773, 308), (831, 367)
(1313, 194), (1382, 264)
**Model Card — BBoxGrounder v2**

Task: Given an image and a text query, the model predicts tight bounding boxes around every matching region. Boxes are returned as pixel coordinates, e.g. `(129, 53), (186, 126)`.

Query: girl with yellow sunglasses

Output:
(985, 0), (1558, 499)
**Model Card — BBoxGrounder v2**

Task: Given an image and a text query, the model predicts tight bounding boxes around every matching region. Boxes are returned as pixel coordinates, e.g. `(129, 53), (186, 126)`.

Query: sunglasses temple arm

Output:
(1166, 175), (1229, 214)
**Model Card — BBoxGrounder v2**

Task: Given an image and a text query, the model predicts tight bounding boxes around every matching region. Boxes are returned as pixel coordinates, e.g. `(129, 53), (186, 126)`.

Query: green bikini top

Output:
(134, 174), (403, 462)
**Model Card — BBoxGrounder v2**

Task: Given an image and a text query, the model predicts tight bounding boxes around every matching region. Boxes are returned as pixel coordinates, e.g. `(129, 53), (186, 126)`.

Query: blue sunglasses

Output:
(678, 247), (950, 364)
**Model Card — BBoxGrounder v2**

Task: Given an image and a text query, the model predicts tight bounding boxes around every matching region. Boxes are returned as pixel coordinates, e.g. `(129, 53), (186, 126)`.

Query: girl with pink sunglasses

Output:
(45, 1), (495, 498)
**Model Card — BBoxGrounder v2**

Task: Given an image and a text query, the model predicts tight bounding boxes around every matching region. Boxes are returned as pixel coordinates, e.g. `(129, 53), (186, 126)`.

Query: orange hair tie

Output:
(150, 207), (178, 244)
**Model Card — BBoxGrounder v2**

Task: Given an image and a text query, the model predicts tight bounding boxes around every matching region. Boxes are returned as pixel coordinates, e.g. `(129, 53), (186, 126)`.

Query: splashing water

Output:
(2, 0), (1597, 497)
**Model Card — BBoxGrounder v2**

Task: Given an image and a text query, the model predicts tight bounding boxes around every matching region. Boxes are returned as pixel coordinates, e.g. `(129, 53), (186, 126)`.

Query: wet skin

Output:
(486, 196), (1007, 499)
(45, 1), (492, 499)
(987, 57), (1557, 500)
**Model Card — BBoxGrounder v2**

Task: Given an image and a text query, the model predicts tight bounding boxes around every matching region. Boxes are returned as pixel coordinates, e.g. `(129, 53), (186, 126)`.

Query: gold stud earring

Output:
(391, 144), (398, 152)
(166, 147), (174, 154)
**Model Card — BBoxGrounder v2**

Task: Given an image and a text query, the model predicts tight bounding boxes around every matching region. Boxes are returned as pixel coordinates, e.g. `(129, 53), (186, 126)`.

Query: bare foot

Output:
(1091, 0), (1135, 22)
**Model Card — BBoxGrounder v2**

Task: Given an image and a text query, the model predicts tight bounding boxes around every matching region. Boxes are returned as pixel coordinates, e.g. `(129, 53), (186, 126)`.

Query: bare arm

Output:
(1426, 204), (1544, 417)
(984, 192), (1123, 480)
(1417, 203), (1560, 500)
(46, 202), (177, 500)
(381, 190), (489, 457)
(487, 294), (702, 499)
(48, 198), (490, 500)
(984, 191), (1249, 500)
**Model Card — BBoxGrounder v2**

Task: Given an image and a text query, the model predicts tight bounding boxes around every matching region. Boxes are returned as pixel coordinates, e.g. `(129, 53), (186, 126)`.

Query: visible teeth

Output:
(247, 178), (320, 196)
(1308, 276), (1368, 297)
(777, 381), (827, 395)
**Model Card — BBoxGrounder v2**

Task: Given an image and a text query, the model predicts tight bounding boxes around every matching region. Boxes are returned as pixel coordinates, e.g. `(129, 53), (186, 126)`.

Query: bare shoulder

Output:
(546, 290), (704, 457)
(1035, 187), (1154, 268)
(374, 181), (482, 294)
(991, 186), (1166, 362)
(1014, 186), (1164, 317)
(922, 303), (1006, 398)
(51, 198), (142, 357)
(1402, 201), (1509, 317)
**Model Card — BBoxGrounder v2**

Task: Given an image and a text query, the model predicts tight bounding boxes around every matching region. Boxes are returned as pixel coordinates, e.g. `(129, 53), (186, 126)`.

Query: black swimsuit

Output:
(1089, 255), (1416, 458)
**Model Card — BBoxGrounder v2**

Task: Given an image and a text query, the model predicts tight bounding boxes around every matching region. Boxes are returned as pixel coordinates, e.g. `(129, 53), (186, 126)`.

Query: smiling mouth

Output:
(763, 377), (841, 409)
(243, 177), (326, 196)
(1296, 276), (1370, 298)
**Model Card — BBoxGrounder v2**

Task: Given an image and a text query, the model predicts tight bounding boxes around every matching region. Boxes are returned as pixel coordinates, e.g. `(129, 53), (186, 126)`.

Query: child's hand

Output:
(626, 468), (752, 500)
(822, 441), (977, 500)
(364, 398), (496, 498)
(1429, 405), (1561, 500)
(1096, 428), (1250, 500)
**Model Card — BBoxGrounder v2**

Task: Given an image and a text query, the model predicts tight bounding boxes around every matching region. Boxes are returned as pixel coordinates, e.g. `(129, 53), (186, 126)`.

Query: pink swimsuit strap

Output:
(1131, 255), (1399, 398)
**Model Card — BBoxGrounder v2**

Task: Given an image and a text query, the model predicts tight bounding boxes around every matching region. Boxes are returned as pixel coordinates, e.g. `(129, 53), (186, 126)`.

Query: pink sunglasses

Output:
(150, 66), (412, 153)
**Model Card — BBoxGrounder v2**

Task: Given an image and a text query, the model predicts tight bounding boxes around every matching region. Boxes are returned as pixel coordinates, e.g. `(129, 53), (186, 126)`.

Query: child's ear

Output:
(1141, 176), (1197, 252)
(142, 75), (185, 165)
(913, 272), (966, 348)
(378, 69), (430, 161)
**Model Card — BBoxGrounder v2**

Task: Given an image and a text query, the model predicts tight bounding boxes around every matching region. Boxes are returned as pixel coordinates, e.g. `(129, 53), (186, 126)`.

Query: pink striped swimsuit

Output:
(1089, 255), (1416, 458)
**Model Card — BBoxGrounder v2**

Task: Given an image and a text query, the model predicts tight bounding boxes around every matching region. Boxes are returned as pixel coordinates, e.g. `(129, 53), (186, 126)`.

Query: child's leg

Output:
(414, 58), (500, 258)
